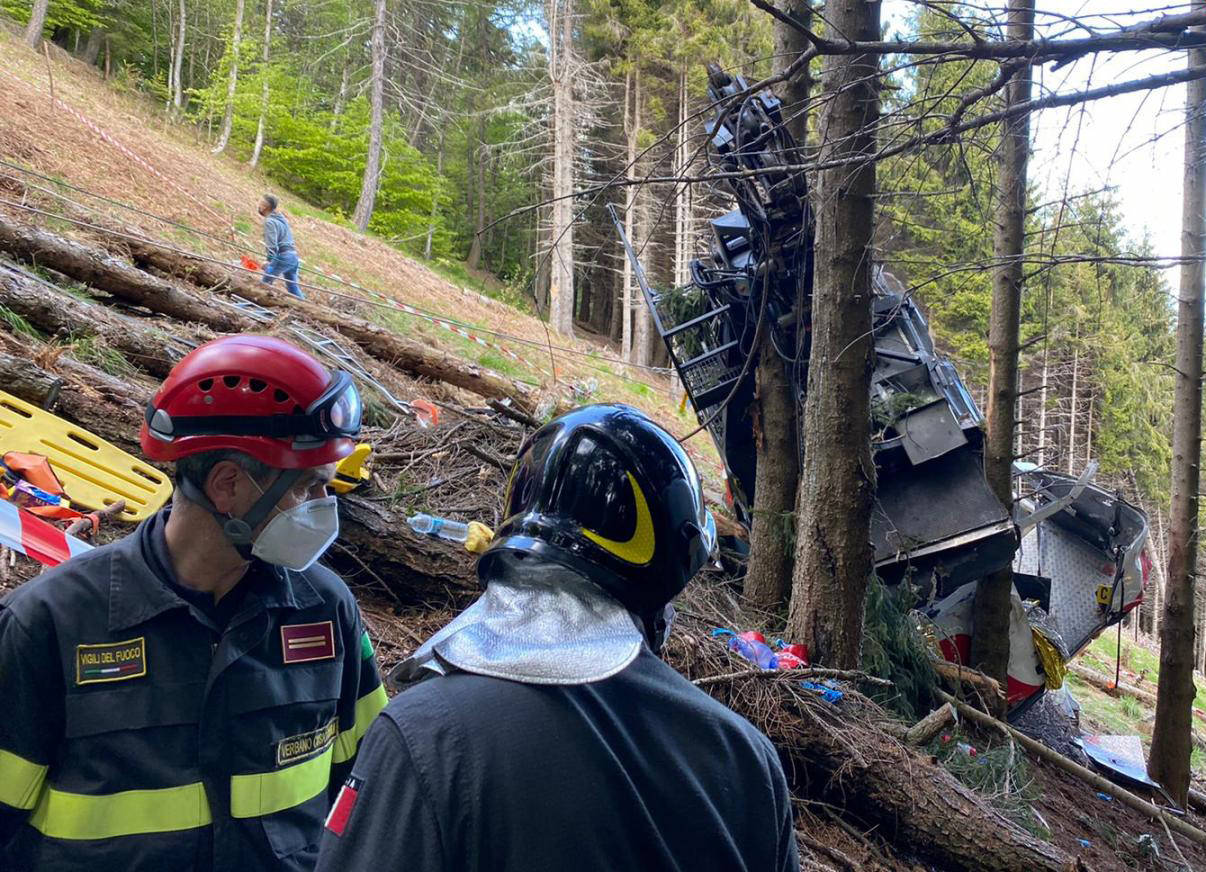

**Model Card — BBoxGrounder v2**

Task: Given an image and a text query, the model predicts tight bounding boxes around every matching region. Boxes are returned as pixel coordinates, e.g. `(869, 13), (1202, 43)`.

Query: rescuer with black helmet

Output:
(0, 335), (385, 872)
(316, 404), (797, 872)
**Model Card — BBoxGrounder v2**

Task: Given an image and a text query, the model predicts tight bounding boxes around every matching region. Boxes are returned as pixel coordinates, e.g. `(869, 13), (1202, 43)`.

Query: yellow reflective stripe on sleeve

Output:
(332, 683), (388, 764)
(0, 748), (48, 810)
(230, 746), (332, 818)
(28, 783), (211, 840)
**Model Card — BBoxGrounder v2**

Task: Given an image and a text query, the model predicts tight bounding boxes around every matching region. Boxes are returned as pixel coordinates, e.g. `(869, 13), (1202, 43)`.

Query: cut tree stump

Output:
(0, 350), (63, 409)
(104, 229), (537, 413)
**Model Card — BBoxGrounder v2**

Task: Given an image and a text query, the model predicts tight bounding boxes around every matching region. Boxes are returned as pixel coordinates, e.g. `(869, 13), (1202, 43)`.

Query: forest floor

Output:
(3, 27), (1206, 872)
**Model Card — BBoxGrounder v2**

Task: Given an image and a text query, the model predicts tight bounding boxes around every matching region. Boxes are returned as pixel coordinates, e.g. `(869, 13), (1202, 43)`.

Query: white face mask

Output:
(251, 496), (340, 571)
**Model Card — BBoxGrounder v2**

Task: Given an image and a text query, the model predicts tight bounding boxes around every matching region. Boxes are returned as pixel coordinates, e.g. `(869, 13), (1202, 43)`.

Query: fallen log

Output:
(107, 231), (538, 413)
(883, 702), (957, 746)
(0, 337), (476, 602)
(0, 266), (209, 378)
(0, 337), (149, 451)
(941, 690), (1206, 849)
(931, 659), (1007, 709)
(668, 624), (1083, 872)
(1068, 662), (1158, 707)
(0, 215), (253, 333)
(0, 350), (62, 408)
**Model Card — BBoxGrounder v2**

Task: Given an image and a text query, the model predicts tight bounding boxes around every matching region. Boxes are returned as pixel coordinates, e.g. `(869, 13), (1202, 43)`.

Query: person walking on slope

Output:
(259, 194), (305, 299)
(0, 335), (386, 872)
(315, 403), (799, 872)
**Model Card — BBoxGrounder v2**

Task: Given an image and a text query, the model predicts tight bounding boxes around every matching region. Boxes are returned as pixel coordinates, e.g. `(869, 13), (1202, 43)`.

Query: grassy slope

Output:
(1067, 631), (1206, 779)
(0, 30), (719, 480)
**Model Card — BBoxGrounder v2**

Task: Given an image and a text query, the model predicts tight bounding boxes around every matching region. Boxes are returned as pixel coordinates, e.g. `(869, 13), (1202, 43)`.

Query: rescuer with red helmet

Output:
(0, 335), (386, 872)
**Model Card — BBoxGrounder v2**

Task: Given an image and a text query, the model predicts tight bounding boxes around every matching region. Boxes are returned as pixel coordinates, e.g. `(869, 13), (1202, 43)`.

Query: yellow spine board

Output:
(0, 391), (172, 522)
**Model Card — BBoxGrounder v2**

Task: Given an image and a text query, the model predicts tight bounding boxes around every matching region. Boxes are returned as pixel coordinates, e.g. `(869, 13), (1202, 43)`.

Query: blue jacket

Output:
(263, 211), (296, 259)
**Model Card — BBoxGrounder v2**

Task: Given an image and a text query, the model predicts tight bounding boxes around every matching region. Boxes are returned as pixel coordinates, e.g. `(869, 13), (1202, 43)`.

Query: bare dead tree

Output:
(546, 0), (578, 337)
(248, 0), (273, 169)
(24, 0), (49, 48)
(212, 0), (246, 154)
(352, 0), (387, 232)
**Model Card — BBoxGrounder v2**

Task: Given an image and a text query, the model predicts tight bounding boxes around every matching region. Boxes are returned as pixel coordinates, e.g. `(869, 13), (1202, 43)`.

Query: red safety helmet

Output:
(140, 335), (361, 468)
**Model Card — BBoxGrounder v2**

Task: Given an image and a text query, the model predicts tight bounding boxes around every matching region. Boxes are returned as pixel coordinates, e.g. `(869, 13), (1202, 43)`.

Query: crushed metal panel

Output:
(1078, 734), (1163, 792)
(899, 400), (968, 465)
(871, 446), (1010, 564)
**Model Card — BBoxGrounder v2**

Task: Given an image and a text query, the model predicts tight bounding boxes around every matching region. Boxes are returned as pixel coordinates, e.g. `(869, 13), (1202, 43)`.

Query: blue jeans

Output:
(262, 250), (304, 299)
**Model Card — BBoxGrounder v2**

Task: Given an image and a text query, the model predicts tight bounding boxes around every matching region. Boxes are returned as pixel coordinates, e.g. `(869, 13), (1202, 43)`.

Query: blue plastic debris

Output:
(800, 680), (844, 704)
(1077, 839), (1091, 849)
(1096, 792), (1112, 802)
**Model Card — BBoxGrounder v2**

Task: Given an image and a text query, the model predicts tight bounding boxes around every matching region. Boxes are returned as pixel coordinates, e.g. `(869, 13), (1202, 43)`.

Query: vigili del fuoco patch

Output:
(277, 717), (339, 767)
(281, 621), (336, 664)
(76, 637), (147, 685)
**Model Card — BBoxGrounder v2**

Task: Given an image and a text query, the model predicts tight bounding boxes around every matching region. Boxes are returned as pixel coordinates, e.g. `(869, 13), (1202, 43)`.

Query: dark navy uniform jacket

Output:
(0, 510), (386, 872)
(316, 647), (798, 871)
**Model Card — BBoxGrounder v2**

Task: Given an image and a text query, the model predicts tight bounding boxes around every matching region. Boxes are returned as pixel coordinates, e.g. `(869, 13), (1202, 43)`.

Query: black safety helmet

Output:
(478, 404), (717, 615)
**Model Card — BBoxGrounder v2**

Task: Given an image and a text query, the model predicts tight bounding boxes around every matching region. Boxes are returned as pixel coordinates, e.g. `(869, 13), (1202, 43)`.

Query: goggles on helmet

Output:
(147, 371), (363, 443)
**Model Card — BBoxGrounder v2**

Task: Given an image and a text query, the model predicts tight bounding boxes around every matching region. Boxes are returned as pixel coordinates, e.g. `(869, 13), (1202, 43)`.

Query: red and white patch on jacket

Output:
(325, 776), (363, 837)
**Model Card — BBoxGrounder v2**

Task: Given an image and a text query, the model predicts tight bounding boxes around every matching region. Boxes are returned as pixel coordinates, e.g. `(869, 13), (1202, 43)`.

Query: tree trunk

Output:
(424, 126), (448, 260)
(1036, 349), (1048, 467)
(466, 116), (487, 270)
(677, 652), (1083, 871)
(971, 0), (1033, 698)
(743, 341), (800, 611)
(546, 0), (576, 337)
(673, 68), (689, 289)
(248, 0), (273, 169)
(171, 0), (186, 110)
(24, 0), (50, 48)
(632, 149), (652, 367)
(212, 0), (245, 155)
(352, 0), (387, 232)
(784, 0), (879, 668)
(774, 0), (812, 148)
(83, 27), (105, 66)
(0, 350), (64, 408)
(1067, 323), (1078, 473)
(743, 6), (811, 612)
(331, 48), (352, 124)
(620, 69), (637, 361)
(1151, 9), (1206, 808)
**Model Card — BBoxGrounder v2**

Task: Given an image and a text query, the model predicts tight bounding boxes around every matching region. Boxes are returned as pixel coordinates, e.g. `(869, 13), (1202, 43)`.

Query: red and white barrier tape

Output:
(0, 500), (93, 567)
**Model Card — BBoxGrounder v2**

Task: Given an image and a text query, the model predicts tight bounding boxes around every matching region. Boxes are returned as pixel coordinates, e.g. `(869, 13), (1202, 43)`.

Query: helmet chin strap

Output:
(177, 469), (304, 560)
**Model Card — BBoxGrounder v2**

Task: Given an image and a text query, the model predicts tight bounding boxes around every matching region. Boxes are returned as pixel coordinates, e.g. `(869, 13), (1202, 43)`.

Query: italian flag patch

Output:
(325, 776), (363, 837)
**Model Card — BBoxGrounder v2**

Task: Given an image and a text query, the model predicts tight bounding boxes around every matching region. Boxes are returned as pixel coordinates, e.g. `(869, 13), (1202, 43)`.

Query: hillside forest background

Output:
(2, 0), (1191, 662)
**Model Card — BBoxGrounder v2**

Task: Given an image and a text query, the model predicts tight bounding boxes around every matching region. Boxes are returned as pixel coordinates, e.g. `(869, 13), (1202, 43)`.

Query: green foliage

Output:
(860, 576), (938, 721)
(3, 0), (102, 36)
(66, 334), (136, 377)
(929, 727), (1047, 837)
(0, 305), (40, 339)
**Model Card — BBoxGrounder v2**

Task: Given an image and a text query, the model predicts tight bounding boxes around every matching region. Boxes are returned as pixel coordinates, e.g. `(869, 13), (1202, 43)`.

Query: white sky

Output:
(882, 1), (1188, 292)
